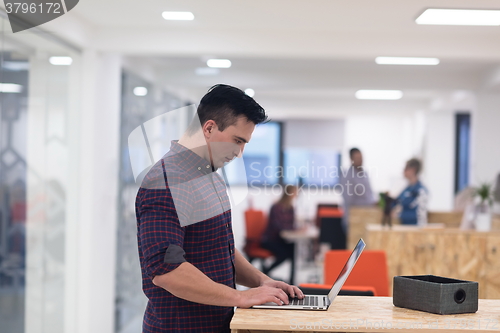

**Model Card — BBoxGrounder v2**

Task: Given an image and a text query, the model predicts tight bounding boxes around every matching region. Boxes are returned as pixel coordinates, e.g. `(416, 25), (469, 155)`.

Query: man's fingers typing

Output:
(276, 288), (289, 304)
(292, 286), (304, 298)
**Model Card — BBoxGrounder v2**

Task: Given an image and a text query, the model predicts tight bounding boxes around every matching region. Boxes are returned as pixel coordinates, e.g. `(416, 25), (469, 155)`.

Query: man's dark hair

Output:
(406, 158), (422, 175)
(186, 84), (268, 135)
(349, 148), (361, 159)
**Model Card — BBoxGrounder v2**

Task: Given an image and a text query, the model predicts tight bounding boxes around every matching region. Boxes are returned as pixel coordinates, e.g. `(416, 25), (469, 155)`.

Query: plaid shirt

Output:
(136, 141), (235, 333)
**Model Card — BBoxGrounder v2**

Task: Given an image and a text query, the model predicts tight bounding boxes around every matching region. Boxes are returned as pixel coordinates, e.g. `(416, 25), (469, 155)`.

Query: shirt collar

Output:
(169, 140), (216, 175)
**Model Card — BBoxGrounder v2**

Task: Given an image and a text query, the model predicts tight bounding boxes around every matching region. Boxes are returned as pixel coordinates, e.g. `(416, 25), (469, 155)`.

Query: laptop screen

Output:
(327, 238), (366, 302)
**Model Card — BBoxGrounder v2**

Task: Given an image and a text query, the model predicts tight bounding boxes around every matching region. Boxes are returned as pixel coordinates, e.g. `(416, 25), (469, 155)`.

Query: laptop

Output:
(252, 238), (366, 310)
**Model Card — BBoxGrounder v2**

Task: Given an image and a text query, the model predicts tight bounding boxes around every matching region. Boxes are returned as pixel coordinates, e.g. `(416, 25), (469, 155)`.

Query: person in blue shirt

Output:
(395, 158), (428, 226)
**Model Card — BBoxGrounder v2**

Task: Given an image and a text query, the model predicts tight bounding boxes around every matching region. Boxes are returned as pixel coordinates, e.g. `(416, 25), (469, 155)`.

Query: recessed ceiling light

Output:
(244, 88), (255, 97)
(195, 67), (220, 76)
(416, 9), (500, 26)
(355, 90), (403, 100)
(162, 11), (194, 21)
(0, 83), (23, 93)
(375, 57), (440, 65)
(207, 59), (232, 68)
(133, 87), (148, 96)
(49, 56), (73, 65)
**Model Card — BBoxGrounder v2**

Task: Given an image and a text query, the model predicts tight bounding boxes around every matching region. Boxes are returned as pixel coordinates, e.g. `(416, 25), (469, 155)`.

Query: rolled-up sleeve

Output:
(137, 187), (189, 279)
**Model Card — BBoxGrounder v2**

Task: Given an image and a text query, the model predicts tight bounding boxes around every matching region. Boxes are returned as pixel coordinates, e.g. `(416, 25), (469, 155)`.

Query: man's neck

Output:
(178, 132), (211, 163)
(408, 178), (419, 186)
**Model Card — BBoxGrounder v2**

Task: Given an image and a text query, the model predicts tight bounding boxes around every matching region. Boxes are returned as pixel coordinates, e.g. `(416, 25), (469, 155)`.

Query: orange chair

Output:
(316, 205), (345, 249)
(316, 204), (343, 226)
(243, 209), (273, 268)
(300, 250), (389, 296)
(299, 283), (377, 296)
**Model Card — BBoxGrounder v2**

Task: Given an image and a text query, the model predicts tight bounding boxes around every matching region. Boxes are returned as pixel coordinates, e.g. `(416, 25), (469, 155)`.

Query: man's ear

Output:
(202, 120), (217, 138)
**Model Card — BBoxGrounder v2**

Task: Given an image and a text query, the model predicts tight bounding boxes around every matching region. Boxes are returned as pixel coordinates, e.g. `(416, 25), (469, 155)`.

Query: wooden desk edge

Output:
(231, 297), (500, 333)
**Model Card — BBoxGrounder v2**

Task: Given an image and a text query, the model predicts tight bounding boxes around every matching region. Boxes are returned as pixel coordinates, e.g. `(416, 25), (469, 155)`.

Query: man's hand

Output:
(232, 249), (304, 308)
(235, 285), (289, 308)
(236, 279), (305, 309)
(261, 279), (304, 299)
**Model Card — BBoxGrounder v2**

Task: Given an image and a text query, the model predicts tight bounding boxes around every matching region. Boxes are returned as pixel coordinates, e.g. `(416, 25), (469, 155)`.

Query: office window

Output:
(224, 122), (282, 186)
(284, 149), (341, 186)
(455, 113), (471, 194)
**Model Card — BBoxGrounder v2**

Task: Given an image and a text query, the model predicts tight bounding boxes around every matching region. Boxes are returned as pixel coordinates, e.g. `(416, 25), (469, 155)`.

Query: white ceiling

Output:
(41, 0), (500, 117)
(68, 0), (500, 59)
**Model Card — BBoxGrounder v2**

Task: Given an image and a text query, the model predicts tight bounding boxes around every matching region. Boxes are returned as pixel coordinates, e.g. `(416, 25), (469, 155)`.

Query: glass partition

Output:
(0, 11), (81, 333)
(116, 70), (191, 333)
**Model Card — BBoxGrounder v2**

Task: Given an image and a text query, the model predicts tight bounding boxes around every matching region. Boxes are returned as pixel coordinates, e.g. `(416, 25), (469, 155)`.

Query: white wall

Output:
(343, 114), (417, 198)
(75, 51), (122, 333)
(423, 112), (455, 211)
(422, 91), (477, 211)
(284, 119), (344, 151)
(472, 93), (500, 186)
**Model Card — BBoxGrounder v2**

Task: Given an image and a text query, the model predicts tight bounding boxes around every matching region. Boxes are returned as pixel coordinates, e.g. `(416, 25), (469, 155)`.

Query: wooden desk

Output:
(231, 296), (500, 332)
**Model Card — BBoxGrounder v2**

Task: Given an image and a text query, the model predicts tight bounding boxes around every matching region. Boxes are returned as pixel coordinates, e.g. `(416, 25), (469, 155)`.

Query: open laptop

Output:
(252, 238), (366, 310)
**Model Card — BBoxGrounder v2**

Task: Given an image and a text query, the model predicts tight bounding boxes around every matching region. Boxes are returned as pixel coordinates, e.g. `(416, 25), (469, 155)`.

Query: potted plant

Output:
(474, 183), (493, 231)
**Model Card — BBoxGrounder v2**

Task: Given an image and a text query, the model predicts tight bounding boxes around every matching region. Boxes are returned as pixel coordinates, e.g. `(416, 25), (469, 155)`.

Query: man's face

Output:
(206, 116), (255, 169)
(404, 166), (416, 180)
(351, 151), (363, 168)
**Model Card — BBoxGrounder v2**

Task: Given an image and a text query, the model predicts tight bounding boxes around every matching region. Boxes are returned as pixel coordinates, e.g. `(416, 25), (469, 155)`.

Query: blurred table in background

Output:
(281, 225), (319, 241)
(366, 225), (500, 299)
(281, 225), (320, 273)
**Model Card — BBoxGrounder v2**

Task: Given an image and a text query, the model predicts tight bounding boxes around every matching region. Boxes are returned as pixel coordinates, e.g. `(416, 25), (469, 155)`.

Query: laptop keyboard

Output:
(289, 296), (318, 306)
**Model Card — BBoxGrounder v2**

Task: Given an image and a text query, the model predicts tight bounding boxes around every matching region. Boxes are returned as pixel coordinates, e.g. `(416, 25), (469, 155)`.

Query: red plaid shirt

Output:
(136, 141), (235, 333)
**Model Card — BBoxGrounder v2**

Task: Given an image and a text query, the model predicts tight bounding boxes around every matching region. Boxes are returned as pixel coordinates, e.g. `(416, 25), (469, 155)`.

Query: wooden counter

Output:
(348, 206), (500, 249)
(231, 296), (500, 332)
(366, 225), (500, 299)
(348, 206), (384, 249)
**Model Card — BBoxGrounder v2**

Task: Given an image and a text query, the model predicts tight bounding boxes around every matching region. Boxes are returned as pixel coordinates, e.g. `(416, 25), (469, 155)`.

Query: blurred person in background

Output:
(393, 158), (428, 226)
(340, 148), (375, 232)
(262, 185), (298, 285)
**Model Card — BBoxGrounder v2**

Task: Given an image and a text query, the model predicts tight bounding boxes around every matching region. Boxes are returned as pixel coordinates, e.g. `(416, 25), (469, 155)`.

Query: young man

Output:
(340, 148), (375, 231)
(135, 84), (303, 333)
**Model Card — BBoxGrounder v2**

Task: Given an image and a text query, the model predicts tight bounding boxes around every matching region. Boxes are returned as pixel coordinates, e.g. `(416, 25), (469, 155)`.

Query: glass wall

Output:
(0, 10), (81, 333)
(116, 70), (191, 333)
